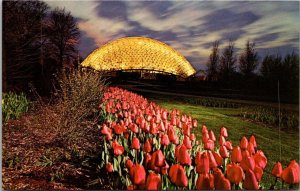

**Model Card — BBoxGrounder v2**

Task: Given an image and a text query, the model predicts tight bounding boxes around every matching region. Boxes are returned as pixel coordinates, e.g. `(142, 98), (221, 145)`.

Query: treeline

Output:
(205, 40), (299, 103)
(3, 0), (80, 95)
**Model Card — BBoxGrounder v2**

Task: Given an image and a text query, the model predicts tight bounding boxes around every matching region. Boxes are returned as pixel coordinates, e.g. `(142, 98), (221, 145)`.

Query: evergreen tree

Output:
(219, 40), (236, 80)
(238, 40), (258, 77)
(206, 41), (219, 81)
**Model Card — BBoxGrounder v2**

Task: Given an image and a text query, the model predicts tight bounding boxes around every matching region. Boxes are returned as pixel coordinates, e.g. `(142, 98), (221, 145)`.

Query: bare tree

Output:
(219, 40), (236, 80)
(238, 40), (258, 77)
(46, 8), (80, 68)
(206, 41), (219, 81)
(3, 0), (48, 92)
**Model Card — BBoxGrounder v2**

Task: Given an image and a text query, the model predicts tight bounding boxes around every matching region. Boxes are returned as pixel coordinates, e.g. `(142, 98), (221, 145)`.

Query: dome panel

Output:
(81, 37), (196, 77)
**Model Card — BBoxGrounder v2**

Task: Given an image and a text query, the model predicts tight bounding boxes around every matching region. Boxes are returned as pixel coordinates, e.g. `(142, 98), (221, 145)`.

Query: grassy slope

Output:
(152, 99), (299, 189)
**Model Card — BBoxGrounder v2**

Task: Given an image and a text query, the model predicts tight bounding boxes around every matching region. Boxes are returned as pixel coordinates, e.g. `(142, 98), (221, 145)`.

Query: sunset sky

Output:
(44, 1), (299, 70)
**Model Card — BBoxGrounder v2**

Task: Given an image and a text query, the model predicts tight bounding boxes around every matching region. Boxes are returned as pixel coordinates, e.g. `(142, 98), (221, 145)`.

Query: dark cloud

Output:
(254, 33), (279, 44)
(201, 9), (260, 32)
(78, 30), (97, 58)
(123, 21), (178, 42)
(95, 1), (127, 21)
(222, 29), (246, 41)
(138, 1), (174, 19)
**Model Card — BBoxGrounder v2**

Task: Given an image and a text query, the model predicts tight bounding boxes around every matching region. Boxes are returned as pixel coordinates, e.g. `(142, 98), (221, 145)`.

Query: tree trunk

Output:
(3, 47), (7, 92)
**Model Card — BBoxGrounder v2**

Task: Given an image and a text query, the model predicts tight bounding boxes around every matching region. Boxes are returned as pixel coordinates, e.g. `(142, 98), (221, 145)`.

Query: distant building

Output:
(81, 36), (196, 80)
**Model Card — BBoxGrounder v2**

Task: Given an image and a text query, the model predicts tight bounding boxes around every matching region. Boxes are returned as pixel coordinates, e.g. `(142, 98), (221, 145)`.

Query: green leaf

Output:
(118, 155), (121, 164)
(140, 151), (144, 165)
(113, 157), (118, 171)
(101, 151), (105, 161)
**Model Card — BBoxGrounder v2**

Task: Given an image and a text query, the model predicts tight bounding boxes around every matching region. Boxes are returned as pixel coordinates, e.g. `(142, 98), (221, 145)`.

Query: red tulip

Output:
(212, 151), (223, 166)
(243, 169), (259, 190)
(145, 172), (162, 190)
(220, 145), (229, 158)
(157, 121), (165, 132)
(225, 141), (233, 150)
(169, 164), (188, 187)
(183, 124), (191, 136)
(196, 152), (209, 174)
(112, 141), (124, 156)
(213, 168), (223, 189)
(168, 127), (179, 144)
(202, 132), (210, 144)
(247, 142), (255, 155)
(204, 139), (214, 150)
(240, 156), (255, 171)
(240, 136), (248, 150)
(271, 162), (282, 178)
(254, 150), (267, 169)
(162, 110), (168, 120)
(196, 173), (214, 190)
(130, 164), (146, 185)
(231, 146), (242, 163)
(161, 161), (169, 175)
(131, 137), (140, 150)
(254, 166), (263, 181)
(160, 134), (170, 146)
(124, 132), (129, 140)
(106, 162), (113, 172)
(114, 124), (126, 135)
(219, 135), (226, 146)
(202, 125), (208, 134)
(249, 135), (257, 148)
(143, 140), (152, 153)
(192, 119), (198, 128)
(177, 144), (191, 165)
(180, 115), (186, 123)
(281, 160), (300, 184)
(209, 130), (216, 142)
(128, 123), (138, 133)
(220, 127), (228, 137)
(226, 163), (244, 184)
(126, 159), (134, 169)
(106, 130), (113, 141)
(220, 177), (231, 190)
(208, 151), (218, 169)
(183, 135), (192, 149)
(145, 153), (152, 169)
(190, 133), (196, 141)
(101, 124), (110, 135)
(150, 122), (158, 135)
(153, 150), (165, 167)
(242, 150), (250, 159)
(214, 168), (231, 190)
(170, 116), (177, 126)
(127, 185), (136, 190)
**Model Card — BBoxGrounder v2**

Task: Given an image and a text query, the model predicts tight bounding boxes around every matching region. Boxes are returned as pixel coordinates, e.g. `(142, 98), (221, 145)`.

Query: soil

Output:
(2, 106), (112, 190)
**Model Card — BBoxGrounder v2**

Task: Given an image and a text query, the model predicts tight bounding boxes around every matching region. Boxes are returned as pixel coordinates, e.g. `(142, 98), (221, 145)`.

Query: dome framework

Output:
(81, 37), (196, 77)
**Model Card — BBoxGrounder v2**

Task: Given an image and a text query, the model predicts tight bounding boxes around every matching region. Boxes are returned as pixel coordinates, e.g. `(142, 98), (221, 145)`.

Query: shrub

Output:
(178, 97), (241, 108)
(239, 106), (299, 130)
(2, 92), (29, 122)
(53, 68), (107, 146)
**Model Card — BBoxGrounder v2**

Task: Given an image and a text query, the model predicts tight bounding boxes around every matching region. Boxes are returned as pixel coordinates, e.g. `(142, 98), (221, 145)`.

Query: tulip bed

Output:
(98, 87), (299, 190)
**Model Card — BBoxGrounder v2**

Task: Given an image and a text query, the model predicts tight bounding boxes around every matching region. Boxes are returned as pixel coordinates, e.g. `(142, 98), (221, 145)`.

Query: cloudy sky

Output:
(44, 1), (299, 70)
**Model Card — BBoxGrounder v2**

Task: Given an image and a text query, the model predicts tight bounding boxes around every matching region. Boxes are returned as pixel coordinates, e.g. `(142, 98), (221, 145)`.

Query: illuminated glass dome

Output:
(81, 37), (196, 77)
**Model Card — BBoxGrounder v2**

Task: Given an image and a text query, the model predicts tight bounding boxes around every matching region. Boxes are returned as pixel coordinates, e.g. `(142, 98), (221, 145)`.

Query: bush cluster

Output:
(239, 106), (299, 130)
(2, 92), (30, 122)
(180, 97), (240, 108)
(53, 68), (107, 145)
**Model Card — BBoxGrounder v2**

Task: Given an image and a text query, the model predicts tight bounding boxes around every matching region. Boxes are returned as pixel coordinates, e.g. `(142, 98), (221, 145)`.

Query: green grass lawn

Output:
(151, 98), (299, 189)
